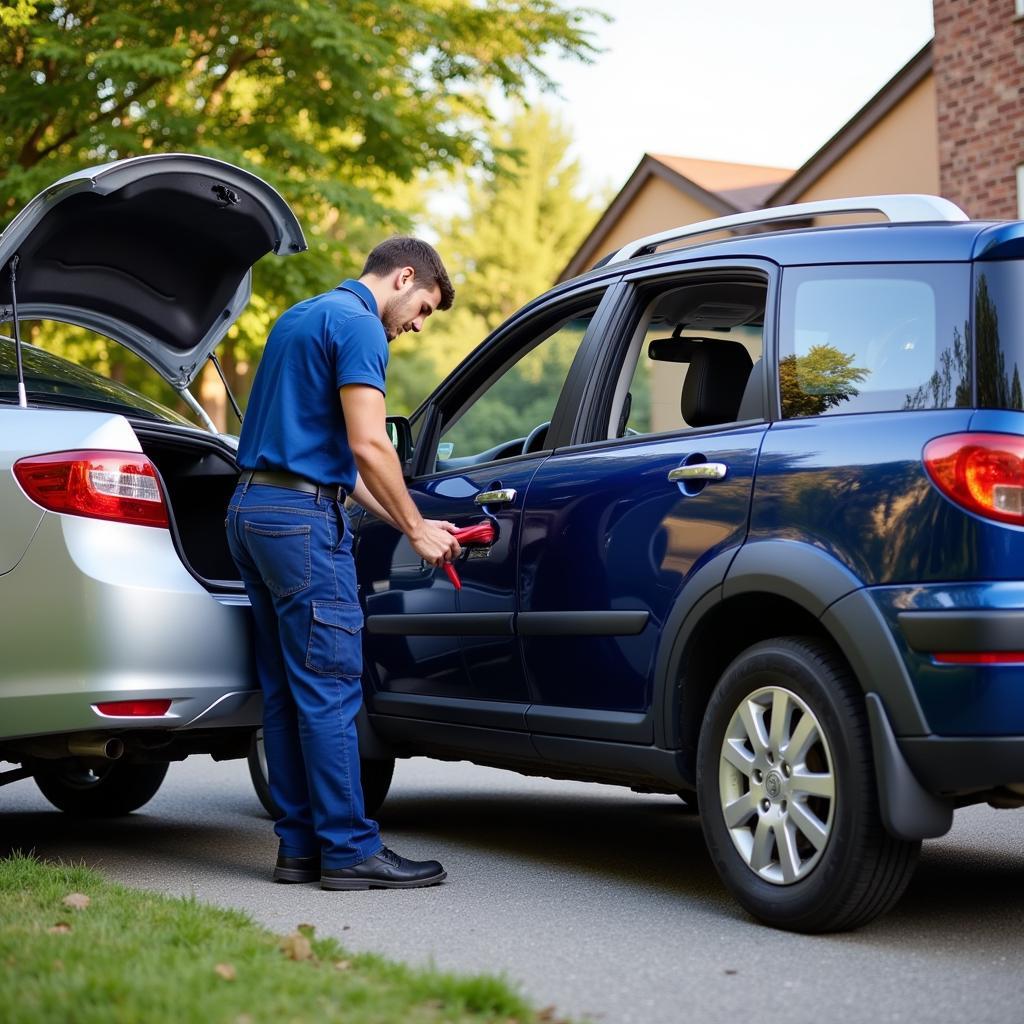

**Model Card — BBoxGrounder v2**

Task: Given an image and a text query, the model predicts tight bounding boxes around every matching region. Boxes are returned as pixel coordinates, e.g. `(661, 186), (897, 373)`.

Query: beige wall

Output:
(793, 76), (940, 208)
(586, 176), (724, 265)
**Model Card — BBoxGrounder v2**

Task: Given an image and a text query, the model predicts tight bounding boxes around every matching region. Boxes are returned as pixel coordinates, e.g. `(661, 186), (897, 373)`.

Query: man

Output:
(226, 236), (460, 890)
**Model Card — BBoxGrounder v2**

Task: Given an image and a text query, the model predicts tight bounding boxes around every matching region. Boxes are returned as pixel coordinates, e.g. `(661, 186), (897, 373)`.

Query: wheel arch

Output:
(655, 541), (932, 768)
(653, 540), (949, 839)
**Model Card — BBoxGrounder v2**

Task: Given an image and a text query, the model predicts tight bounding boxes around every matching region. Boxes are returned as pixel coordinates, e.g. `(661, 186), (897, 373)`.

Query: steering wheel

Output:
(522, 420), (551, 455)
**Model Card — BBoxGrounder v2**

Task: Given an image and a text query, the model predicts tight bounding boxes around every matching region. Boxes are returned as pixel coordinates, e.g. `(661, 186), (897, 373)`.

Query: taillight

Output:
(923, 432), (1024, 526)
(95, 699), (173, 717)
(13, 450), (168, 529)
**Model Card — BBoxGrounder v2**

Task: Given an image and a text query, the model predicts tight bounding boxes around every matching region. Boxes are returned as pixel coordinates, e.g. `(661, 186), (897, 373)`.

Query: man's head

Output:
(359, 236), (454, 341)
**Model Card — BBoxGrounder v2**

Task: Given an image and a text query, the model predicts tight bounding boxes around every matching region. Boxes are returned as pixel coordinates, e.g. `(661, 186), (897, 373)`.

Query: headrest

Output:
(680, 341), (754, 427)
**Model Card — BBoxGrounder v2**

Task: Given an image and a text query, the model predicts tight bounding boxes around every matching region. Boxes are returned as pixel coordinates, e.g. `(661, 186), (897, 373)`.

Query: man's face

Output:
(380, 272), (441, 341)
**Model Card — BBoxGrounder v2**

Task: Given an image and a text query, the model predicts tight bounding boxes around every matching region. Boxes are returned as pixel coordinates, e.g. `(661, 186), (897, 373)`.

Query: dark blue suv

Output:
(308, 196), (1024, 932)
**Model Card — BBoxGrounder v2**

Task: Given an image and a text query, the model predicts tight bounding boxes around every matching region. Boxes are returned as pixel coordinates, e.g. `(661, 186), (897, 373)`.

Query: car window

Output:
(778, 264), (971, 418)
(975, 261), (1024, 411)
(0, 336), (194, 425)
(433, 309), (595, 470)
(609, 277), (766, 439)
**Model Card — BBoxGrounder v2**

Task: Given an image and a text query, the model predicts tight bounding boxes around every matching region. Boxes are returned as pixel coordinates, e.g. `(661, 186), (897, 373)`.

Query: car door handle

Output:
(474, 488), (517, 505)
(667, 463), (728, 482)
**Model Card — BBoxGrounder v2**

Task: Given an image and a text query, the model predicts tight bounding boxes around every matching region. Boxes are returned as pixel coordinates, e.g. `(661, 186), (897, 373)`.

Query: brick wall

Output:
(933, 0), (1024, 217)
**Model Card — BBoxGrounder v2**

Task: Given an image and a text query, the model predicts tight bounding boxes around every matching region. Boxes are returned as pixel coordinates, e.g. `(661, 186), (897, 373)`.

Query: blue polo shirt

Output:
(237, 280), (388, 489)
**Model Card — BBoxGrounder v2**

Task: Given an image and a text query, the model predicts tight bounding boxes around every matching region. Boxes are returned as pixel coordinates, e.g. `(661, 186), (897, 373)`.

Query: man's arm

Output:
(341, 384), (460, 567)
(350, 473), (455, 536)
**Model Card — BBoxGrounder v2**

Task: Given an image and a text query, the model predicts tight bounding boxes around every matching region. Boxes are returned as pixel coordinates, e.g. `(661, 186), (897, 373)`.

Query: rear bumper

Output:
(900, 735), (1024, 793)
(0, 512), (258, 743)
(867, 584), (1024, 736)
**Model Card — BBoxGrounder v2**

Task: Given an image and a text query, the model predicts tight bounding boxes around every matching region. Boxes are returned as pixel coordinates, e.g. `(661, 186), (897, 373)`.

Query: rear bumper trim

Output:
(898, 610), (1024, 652)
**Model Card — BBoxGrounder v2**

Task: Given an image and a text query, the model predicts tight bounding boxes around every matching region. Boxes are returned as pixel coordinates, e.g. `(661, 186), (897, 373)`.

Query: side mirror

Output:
(386, 415), (414, 471)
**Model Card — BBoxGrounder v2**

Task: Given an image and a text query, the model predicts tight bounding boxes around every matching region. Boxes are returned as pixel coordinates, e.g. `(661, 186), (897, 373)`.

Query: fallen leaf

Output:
(62, 893), (90, 911)
(214, 963), (237, 981)
(280, 932), (313, 961)
(47, 922), (72, 935)
(333, 960), (352, 971)
(536, 1009), (568, 1024)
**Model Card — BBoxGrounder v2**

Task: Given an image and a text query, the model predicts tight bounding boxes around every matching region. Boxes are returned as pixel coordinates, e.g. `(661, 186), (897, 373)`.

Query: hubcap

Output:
(717, 685), (835, 885)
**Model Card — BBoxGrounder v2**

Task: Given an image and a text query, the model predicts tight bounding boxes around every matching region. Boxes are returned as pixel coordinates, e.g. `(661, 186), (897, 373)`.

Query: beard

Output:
(380, 296), (405, 341)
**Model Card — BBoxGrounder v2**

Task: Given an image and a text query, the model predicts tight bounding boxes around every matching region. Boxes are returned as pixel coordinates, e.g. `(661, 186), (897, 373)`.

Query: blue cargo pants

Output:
(226, 481), (382, 868)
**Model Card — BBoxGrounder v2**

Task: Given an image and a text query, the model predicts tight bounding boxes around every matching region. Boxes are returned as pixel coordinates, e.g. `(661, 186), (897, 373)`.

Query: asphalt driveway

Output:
(2, 755), (1023, 1023)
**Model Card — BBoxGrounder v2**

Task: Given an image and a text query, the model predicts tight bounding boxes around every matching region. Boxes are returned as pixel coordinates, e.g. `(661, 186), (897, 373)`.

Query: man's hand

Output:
(410, 521), (460, 568)
(423, 519), (457, 533)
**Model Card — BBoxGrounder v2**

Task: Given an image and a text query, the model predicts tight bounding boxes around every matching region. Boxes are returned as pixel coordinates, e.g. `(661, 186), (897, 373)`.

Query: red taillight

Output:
(95, 699), (173, 717)
(933, 652), (1024, 665)
(923, 433), (1024, 526)
(13, 450), (168, 529)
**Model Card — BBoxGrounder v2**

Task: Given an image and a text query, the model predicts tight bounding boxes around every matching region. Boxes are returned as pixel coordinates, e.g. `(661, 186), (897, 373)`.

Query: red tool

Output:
(442, 521), (496, 589)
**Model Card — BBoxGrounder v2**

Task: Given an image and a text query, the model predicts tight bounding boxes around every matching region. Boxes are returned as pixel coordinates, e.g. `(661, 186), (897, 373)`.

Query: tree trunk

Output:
(198, 361), (227, 433)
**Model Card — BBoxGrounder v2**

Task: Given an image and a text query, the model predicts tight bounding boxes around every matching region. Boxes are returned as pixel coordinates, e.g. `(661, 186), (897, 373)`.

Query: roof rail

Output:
(608, 194), (969, 265)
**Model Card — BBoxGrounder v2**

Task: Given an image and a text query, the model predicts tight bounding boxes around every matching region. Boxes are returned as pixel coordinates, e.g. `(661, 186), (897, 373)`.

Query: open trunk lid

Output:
(0, 154), (306, 388)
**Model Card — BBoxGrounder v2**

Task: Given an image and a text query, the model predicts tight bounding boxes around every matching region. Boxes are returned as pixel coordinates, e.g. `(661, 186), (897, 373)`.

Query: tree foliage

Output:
(779, 344), (869, 418)
(0, 1), (597, 422)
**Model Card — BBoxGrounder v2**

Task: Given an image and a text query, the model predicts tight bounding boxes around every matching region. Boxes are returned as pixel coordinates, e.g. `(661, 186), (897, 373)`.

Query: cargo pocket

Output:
(243, 522), (311, 597)
(306, 600), (364, 677)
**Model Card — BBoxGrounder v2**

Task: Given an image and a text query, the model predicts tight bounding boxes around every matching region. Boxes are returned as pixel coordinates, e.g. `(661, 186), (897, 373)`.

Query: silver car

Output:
(0, 154), (305, 815)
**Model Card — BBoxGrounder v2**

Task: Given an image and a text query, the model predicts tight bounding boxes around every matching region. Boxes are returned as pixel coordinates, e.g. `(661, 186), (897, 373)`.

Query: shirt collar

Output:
(337, 279), (379, 318)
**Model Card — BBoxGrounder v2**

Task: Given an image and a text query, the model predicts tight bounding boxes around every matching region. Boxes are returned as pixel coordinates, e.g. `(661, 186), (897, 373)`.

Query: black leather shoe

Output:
(273, 854), (320, 883)
(321, 847), (447, 890)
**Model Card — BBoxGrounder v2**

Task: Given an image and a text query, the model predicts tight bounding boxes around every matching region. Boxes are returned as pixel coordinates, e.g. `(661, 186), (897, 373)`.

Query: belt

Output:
(240, 470), (347, 503)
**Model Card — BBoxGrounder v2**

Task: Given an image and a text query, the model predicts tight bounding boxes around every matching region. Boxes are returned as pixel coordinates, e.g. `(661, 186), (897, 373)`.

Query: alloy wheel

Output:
(718, 685), (835, 885)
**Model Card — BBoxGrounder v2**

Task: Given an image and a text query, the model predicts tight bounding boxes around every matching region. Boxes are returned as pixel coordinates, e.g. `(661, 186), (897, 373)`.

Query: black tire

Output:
(696, 636), (920, 933)
(247, 729), (394, 820)
(34, 760), (169, 817)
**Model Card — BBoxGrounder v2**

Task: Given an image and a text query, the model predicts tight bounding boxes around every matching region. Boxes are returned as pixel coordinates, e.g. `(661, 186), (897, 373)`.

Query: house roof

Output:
(558, 40), (936, 282)
(557, 153), (793, 281)
(648, 155), (793, 211)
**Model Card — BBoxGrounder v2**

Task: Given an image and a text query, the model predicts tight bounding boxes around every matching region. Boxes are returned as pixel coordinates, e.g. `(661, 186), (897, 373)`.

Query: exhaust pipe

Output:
(13, 733), (125, 761)
(66, 735), (124, 760)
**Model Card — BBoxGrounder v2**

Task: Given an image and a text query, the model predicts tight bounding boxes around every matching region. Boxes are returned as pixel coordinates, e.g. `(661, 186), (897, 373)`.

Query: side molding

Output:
(865, 694), (953, 841)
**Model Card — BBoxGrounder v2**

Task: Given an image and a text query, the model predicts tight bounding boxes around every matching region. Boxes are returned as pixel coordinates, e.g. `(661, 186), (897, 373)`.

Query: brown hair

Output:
(361, 236), (454, 311)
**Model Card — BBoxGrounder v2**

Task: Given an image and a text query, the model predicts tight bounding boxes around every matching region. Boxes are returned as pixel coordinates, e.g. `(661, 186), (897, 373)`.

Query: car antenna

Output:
(7, 255), (27, 408)
(209, 352), (243, 425)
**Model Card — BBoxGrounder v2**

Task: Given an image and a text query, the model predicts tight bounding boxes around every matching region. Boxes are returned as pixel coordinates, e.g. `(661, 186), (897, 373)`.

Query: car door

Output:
(518, 262), (777, 751)
(356, 281), (622, 734)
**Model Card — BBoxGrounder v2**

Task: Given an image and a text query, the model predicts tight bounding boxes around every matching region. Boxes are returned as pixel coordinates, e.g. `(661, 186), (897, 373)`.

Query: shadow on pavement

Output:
(379, 788), (732, 908)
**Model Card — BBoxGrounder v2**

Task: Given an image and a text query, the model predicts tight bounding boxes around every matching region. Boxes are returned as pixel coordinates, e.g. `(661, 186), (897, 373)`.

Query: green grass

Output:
(0, 854), (566, 1024)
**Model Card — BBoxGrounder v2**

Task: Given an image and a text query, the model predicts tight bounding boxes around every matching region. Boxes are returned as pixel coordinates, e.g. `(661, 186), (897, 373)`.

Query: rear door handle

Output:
(667, 463), (728, 482)
(474, 488), (517, 505)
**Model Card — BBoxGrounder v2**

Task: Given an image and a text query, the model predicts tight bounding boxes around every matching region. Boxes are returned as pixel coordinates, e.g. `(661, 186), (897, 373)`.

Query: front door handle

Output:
(667, 463), (728, 482)
(474, 488), (517, 505)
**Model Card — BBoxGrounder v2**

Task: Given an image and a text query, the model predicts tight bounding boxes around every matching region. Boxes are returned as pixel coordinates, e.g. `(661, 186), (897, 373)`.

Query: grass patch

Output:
(0, 853), (568, 1024)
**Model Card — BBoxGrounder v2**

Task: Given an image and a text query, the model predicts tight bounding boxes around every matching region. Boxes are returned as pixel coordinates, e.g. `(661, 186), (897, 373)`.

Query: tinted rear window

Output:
(0, 337), (192, 424)
(975, 261), (1024, 411)
(779, 264), (971, 418)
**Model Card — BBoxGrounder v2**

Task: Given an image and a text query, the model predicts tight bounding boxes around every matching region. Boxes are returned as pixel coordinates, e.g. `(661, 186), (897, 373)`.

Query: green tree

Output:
(0, 1), (597, 424)
(387, 104), (602, 416)
(779, 344), (869, 418)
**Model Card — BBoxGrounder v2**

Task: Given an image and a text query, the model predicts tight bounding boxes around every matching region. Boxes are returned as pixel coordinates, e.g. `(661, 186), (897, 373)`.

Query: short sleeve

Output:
(331, 314), (389, 395)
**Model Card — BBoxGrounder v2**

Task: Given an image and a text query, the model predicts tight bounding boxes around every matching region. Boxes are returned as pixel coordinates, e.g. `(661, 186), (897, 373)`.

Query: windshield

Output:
(0, 336), (193, 425)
